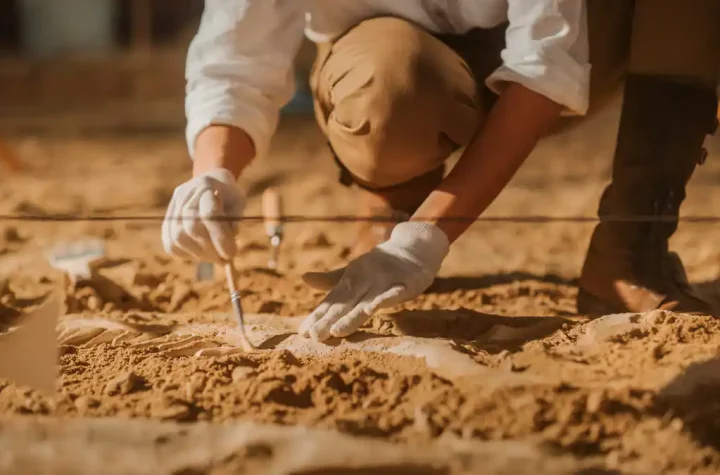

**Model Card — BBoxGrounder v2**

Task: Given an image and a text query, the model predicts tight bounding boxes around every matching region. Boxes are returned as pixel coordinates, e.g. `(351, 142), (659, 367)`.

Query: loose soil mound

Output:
(2, 117), (720, 473)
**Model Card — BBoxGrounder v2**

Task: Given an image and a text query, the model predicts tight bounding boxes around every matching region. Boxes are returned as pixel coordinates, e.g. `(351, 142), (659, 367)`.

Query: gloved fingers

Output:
(222, 191), (245, 224)
(329, 285), (406, 338)
(299, 274), (367, 339)
(180, 203), (223, 262)
(329, 304), (371, 339)
(172, 227), (209, 261)
(298, 301), (330, 337)
(307, 299), (361, 342)
(162, 170), (246, 263)
(198, 190), (237, 262)
(301, 268), (346, 291)
(161, 197), (178, 255)
(365, 284), (409, 311)
(164, 197), (204, 260)
(166, 242), (194, 261)
(213, 178), (243, 233)
(165, 220), (195, 261)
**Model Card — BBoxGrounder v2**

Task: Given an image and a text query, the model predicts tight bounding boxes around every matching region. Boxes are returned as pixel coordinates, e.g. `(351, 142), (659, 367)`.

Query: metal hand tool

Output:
(224, 261), (256, 351)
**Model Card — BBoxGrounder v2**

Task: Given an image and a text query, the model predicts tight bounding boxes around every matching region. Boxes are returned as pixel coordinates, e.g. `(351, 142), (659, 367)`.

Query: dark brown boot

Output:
(578, 75), (718, 317)
(350, 166), (445, 258)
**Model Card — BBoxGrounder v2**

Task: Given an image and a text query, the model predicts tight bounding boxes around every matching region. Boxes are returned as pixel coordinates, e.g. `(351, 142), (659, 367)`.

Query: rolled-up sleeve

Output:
(486, 0), (590, 116)
(185, 0), (306, 159)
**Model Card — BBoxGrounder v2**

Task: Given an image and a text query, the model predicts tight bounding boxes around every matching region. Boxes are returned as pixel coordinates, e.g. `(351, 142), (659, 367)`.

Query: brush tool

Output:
(200, 191), (255, 351)
(224, 261), (256, 351)
(262, 188), (284, 270)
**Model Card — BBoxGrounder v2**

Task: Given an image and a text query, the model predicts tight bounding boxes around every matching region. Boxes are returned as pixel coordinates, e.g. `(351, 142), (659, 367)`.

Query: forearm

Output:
(192, 125), (256, 180)
(412, 83), (562, 243)
(187, 0), (306, 181)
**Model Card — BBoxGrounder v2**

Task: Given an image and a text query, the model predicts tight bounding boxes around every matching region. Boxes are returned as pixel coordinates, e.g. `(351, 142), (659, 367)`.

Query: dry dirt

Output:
(2, 105), (720, 474)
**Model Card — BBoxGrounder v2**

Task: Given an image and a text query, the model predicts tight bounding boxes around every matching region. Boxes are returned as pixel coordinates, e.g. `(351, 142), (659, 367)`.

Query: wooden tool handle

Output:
(262, 188), (283, 234)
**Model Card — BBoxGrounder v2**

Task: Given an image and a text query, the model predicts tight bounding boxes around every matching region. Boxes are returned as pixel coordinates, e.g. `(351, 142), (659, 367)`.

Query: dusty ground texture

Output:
(2, 102), (720, 474)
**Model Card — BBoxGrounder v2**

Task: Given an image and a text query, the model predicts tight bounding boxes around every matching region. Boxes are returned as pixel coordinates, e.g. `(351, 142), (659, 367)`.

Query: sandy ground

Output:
(2, 100), (720, 474)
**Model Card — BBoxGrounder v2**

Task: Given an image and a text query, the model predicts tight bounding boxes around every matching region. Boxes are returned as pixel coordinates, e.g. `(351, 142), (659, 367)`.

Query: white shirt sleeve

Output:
(486, 0), (590, 116)
(185, 0), (306, 159)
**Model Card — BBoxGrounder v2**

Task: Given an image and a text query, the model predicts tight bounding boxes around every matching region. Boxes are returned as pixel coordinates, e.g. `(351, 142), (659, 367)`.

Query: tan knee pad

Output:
(311, 17), (479, 188)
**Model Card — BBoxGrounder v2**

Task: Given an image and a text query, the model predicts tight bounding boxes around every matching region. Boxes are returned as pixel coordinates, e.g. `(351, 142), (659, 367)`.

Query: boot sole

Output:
(577, 287), (715, 317)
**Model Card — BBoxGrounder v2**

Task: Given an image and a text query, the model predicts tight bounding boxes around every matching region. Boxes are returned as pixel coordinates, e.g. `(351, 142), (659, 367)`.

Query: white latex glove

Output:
(299, 222), (449, 341)
(162, 169), (245, 263)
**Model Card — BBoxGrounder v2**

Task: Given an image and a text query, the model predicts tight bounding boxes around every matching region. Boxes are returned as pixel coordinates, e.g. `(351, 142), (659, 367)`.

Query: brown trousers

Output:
(310, 1), (720, 189)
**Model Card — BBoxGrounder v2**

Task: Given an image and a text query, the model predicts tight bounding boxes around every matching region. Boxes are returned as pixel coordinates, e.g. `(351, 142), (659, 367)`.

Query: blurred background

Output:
(0, 0), (315, 133)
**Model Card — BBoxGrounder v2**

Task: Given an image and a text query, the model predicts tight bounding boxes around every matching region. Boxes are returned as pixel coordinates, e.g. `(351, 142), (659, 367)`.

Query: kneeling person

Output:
(162, 1), (591, 341)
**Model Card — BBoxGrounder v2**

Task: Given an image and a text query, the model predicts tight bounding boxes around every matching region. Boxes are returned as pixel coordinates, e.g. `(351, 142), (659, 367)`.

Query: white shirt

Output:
(186, 0), (590, 158)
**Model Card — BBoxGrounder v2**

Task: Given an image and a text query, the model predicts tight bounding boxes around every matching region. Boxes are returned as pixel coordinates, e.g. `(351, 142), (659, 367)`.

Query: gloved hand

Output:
(162, 168), (245, 263)
(299, 222), (449, 341)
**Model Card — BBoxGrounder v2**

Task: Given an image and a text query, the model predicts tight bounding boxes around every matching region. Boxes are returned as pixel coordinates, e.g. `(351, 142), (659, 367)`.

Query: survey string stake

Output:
(263, 188), (284, 270)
